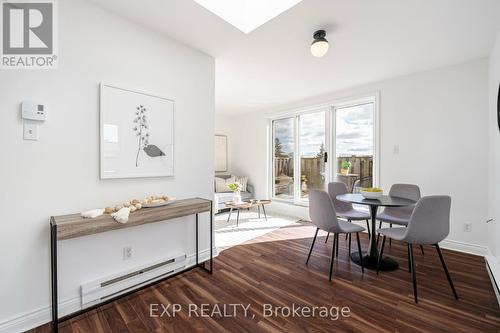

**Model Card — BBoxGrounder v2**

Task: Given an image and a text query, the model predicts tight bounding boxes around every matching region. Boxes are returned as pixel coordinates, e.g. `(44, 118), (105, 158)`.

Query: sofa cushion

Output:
(231, 175), (248, 192)
(215, 176), (235, 193)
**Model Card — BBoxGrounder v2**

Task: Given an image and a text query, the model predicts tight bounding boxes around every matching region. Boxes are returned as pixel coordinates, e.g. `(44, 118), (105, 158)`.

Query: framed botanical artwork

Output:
(214, 135), (228, 172)
(100, 83), (174, 179)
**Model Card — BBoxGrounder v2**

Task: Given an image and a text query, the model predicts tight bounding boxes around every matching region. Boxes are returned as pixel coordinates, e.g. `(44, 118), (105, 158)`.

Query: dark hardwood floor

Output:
(30, 220), (500, 332)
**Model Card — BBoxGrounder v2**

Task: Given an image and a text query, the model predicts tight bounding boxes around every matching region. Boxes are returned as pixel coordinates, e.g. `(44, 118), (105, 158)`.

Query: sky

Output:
(274, 103), (373, 157)
(336, 103), (374, 156)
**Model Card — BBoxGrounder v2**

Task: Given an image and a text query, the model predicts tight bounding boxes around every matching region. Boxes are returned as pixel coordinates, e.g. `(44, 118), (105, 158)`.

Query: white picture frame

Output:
(100, 83), (175, 179)
(215, 135), (228, 172)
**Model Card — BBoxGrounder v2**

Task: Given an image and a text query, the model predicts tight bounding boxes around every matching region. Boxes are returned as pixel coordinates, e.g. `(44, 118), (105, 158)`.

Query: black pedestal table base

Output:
(350, 251), (399, 271)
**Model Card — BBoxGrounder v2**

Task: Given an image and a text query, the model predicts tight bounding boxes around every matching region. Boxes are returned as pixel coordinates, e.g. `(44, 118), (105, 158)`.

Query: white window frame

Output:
(268, 92), (380, 205)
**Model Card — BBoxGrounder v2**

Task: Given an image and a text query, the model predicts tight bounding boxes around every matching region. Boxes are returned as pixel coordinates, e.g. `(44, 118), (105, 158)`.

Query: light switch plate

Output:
(23, 121), (39, 140)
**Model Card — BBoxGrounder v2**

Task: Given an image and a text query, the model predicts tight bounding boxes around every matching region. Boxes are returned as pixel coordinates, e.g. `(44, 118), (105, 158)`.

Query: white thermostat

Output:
(22, 101), (47, 121)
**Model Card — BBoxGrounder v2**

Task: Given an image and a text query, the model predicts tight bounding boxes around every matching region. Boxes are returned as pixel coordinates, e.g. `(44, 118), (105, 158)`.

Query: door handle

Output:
(324, 152), (328, 163)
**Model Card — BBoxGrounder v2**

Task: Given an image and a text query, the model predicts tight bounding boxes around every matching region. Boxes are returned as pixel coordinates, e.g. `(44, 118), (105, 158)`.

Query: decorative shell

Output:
(135, 203), (142, 210)
(123, 201), (131, 207)
(129, 205), (137, 212)
(115, 205), (124, 211)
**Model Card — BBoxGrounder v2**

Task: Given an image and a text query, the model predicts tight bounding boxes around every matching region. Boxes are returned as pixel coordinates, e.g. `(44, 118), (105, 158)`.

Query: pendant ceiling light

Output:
(310, 30), (329, 58)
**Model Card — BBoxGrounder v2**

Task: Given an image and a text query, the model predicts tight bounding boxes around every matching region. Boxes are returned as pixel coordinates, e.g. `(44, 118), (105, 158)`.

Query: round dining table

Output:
(336, 193), (416, 271)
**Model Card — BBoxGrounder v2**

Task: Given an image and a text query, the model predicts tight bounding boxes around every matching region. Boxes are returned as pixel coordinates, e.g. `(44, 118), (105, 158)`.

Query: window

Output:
(334, 102), (374, 192)
(272, 117), (295, 199)
(270, 96), (378, 204)
(272, 110), (328, 203)
(299, 112), (326, 199)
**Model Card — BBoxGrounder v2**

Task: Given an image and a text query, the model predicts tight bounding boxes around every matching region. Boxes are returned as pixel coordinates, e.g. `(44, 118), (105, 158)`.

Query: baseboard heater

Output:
(81, 253), (186, 307)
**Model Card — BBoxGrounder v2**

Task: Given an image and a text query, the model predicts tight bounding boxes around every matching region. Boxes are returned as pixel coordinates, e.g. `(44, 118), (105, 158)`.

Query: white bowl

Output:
(360, 190), (383, 199)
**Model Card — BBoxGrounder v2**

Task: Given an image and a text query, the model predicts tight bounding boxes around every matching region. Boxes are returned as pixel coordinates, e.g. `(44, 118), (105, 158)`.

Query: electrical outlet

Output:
(463, 223), (472, 232)
(393, 145), (400, 154)
(123, 246), (132, 260)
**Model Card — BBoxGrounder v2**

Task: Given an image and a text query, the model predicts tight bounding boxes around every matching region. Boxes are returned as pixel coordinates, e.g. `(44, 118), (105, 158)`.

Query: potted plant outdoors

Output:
(340, 161), (352, 175)
(228, 182), (243, 204)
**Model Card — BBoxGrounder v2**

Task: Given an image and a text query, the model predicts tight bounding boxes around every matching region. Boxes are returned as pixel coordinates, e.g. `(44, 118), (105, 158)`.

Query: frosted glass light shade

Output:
(310, 40), (329, 57)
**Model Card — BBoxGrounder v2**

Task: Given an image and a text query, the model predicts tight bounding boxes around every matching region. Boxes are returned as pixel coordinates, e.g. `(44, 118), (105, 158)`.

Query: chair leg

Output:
(306, 228), (319, 265)
(335, 234), (339, 257)
(348, 233), (351, 255)
(356, 232), (364, 273)
(389, 224), (392, 246)
(409, 244), (418, 303)
(435, 244), (459, 300)
(366, 220), (371, 238)
(345, 220), (351, 240)
(376, 221), (382, 246)
(407, 243), (412, 273)
(420, 245), (425, 256)
(376, 235), (386, 275)
(325, 232), (329, 243)
(329, 233), (336, 281)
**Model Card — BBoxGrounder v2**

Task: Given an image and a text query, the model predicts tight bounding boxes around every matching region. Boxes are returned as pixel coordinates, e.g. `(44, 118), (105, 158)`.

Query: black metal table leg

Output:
(258, 205), (261, 219)
(209, 201), (213, 273)
(350, 204), (398, 271)
(195, 213), (199, 265)
(236, 209), (240, 227)
(227, 208), (232, 222)
(262, 204), (268, 221)
(197, 202), (214, 274)
(50, 218), (58, 333)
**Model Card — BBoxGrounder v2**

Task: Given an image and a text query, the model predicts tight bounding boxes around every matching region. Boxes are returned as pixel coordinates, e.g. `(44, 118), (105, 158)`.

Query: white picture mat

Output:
(100, 83), (175, 179)
(215, 135), (227, 172)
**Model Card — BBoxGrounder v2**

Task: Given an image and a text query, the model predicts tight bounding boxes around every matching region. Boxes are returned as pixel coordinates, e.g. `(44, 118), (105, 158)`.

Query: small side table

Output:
(251, 199), (271, 221)
(225, 202), (253, 227)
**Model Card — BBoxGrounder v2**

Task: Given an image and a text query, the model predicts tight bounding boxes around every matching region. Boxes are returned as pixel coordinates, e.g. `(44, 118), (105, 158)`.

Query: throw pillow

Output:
(232, 175), (248, 192)
(215, 177), (235, 192)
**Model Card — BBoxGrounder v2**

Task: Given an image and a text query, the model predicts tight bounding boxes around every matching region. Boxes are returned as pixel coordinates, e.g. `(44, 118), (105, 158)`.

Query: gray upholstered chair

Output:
(326, 182), (371, 257)
(376, 196), (458, 303)
(306, 190), (365, 281)
(376, 184), (421, 250)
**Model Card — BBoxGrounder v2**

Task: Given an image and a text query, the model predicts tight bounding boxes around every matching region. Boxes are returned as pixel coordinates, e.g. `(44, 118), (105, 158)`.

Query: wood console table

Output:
(50, 198), (213, 332)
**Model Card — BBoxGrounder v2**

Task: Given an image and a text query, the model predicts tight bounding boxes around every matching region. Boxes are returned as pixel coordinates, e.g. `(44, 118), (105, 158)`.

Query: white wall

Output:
(0, 0), (214, 331)
(219, 59), (490, 250)
(488, 33), (500, 258)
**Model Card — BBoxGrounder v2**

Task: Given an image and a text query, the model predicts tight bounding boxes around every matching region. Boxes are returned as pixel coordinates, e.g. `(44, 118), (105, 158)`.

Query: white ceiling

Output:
(90, 0), (500, 114)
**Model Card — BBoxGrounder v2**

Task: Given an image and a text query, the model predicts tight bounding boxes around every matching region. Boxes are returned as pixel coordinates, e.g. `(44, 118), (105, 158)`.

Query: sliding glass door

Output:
(271, 97), (377, 204)
(272, 110), (328, 203)
(299, 111), (326, 200)
(272, 117), (295, 199)
(334, 102), (375, 192)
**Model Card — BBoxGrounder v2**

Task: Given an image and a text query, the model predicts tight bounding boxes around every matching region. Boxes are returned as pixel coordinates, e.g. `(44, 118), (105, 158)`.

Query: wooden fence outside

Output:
(274, 155), (373, 196)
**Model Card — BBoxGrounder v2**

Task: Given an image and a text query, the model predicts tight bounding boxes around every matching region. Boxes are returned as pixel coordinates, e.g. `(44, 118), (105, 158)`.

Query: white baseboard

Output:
(485, 255), (500, 306)
(0, 248), (218, 333)
(439, 239), (491, 256)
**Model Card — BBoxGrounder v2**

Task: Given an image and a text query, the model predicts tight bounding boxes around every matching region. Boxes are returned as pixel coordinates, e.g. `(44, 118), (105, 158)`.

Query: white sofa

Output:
(214, 175), (254, 212)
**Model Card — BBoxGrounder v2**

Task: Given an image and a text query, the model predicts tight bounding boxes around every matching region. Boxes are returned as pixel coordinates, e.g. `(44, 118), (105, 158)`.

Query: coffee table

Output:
(225, 202), (253, 227)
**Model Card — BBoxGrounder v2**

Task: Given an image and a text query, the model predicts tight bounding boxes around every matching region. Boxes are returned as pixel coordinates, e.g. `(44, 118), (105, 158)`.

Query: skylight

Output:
(194, 0), (303, 34)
